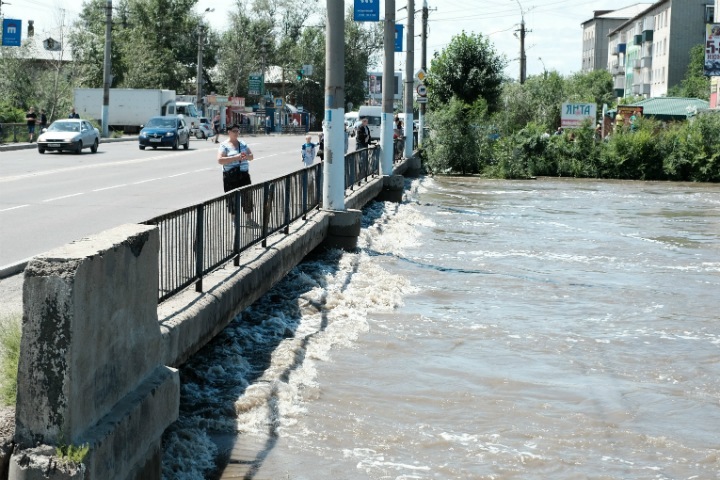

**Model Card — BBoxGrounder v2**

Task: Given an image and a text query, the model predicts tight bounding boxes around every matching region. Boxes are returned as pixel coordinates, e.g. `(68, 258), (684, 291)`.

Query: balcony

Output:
(613, 77), (626, 89)
(634, 59), (642, 70)
(612, 43), (627, 55)
(642, 83), (651, 95)
(634, 34), (643, 45)
(612, 63), (626, 75)
(642, 30), (653, 42)
(613, 88), (625, 98)
(641, 56), (652, 69)
(632, 84), (641, 95)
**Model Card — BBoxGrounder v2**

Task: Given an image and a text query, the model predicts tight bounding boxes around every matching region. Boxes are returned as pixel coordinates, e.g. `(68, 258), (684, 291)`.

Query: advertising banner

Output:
(704, 24), (720, 76)
(561, 102), (597, 128)
(395, 24), (403, 52)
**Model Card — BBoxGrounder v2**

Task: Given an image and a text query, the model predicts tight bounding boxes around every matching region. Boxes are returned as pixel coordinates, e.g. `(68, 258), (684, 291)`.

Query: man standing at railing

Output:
(217, 123), (258, 228)
(356, 117), (370, 150)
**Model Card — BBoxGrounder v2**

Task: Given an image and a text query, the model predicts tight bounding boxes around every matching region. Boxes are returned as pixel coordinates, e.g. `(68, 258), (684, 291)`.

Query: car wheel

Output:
(74, 141), (83, 155)
(195, 131), (204, 140)
(172, 137), (179, 150)
(139, 145), (146, 150)
(183, 136), (189, 150)
(38, 147), (45, 154)
(91, 138), (99, 153)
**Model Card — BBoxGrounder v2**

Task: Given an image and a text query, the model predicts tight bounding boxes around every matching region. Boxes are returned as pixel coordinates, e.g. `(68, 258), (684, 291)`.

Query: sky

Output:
(2, 0), (651, 78)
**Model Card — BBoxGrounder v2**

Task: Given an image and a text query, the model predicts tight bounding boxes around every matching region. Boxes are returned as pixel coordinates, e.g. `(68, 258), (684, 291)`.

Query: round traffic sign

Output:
(416, 84), (427, 96)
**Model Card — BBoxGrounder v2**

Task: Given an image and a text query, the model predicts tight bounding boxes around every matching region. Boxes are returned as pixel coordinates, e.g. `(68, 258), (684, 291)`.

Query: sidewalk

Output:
(0, 135), (139, 153)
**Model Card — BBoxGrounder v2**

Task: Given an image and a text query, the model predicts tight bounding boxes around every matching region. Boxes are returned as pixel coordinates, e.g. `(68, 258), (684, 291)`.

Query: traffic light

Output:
(296, 69), (304, 81)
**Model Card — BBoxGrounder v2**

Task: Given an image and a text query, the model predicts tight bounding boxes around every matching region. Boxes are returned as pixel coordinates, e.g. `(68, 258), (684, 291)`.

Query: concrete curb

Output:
(0, 136), (139, 152)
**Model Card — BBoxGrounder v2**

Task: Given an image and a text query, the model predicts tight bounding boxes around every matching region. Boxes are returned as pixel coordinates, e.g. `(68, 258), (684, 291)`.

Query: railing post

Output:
(284, 176), (291, 234)
(195, 204), (204, 293)
(233, 191), (241, 266)
(302, 169), (308, 219)
(261, 183), (274, 248)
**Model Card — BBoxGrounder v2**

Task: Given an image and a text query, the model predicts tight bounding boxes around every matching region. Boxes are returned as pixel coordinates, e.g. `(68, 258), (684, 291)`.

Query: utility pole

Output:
(196, 23), (204, 115)
(380, 0), (395, 175)
(323, 0), (345, 211)
(512, 0), (529, 84)
(0, 1), (8, 18)
(519, 18), (526, 84)
(403, 0), (414, 159)
(418, 0), (428, 146)
(101, 0), (112, 138)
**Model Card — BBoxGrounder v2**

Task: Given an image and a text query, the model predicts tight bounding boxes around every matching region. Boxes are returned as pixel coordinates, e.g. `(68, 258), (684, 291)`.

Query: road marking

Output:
(43, 192), (84, 203)
(0, 205), (29, 213)
(92, 184), (127, 192)
(133, 178), (163, 185)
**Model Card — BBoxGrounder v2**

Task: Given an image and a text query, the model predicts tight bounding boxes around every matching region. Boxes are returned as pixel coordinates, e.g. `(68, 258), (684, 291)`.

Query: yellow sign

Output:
(415, 68), (426, 82)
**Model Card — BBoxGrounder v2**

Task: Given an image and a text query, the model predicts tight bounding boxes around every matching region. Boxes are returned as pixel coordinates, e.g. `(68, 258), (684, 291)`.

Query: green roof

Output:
(626, 97), (710, 118)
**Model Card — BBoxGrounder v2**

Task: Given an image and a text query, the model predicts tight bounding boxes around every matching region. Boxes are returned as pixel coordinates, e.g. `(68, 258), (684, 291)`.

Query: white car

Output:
(37, 119), (100, 154)
(194, 122), (214, 140)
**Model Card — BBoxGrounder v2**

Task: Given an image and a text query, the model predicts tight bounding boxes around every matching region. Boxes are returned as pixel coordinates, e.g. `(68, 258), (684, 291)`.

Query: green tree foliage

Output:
(344, 6), (383, 111)
(424, 97), (488, 174)
(667, 44), (710, 100)
(425, 31), (506, 113)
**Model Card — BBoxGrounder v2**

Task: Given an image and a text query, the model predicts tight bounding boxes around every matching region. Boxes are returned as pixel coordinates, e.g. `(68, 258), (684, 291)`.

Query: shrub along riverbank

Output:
(422, 98), (720, 182)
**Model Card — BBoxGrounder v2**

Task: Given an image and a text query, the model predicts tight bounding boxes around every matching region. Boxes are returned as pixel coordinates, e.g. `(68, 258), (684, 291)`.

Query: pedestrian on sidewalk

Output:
(301, 135), (317, 167)
(212, 113), (221, 144)
(217, 124), (257, 227)
(25, 107), (37, 143)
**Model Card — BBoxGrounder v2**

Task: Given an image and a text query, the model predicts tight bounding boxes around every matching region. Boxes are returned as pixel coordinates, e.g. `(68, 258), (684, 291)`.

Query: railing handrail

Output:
(143, 145), (383, 302)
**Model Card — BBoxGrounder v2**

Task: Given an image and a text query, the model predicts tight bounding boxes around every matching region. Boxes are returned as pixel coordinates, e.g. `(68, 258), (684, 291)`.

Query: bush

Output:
(0, 313), (21, 407)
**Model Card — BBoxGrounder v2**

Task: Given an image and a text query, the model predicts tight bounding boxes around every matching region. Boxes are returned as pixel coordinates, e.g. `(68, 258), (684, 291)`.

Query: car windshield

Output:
(146, 118), (176, 128)
(48, 122), (80, 132)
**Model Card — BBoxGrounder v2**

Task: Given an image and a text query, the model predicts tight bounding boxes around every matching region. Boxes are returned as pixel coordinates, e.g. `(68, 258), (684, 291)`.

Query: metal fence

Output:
(144, 145), (383, 303)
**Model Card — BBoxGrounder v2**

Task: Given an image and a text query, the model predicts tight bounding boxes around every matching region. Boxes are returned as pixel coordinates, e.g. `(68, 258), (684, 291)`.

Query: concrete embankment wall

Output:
(10, 155), (420, 480)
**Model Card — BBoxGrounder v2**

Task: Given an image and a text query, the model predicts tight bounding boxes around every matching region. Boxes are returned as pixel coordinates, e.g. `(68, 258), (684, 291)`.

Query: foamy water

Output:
(163, 177), (720, 479)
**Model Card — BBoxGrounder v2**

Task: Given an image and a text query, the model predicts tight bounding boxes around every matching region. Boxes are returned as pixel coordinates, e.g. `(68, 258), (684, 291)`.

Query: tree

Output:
(344, 5), (383, 111)
(425, 31), (506, 112)
(667, 44), (710, 99)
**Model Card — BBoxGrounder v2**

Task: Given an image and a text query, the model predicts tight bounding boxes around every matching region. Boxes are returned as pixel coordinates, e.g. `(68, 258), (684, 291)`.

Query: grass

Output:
(55, 442), (90, 465)
(0, 312), (21, 407)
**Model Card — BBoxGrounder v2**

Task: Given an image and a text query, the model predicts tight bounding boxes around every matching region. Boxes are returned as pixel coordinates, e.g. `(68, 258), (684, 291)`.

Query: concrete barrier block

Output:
(16, 224), (161, 447)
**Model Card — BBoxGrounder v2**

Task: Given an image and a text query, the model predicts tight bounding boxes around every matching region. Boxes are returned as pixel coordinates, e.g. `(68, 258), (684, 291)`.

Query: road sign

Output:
(354, 0), (380, 22)
(416, 84), (427, 96)
(394, 24), (403, 52)
(248, 74), (264, 95)
(416, 97), (428, 104)
(2, 19), (22, 47)
(275, 98), (284, 108)
(415, 68), (426, 82)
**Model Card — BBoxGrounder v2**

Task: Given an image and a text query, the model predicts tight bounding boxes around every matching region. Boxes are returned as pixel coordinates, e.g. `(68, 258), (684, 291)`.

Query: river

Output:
(162, 176), (720, 479)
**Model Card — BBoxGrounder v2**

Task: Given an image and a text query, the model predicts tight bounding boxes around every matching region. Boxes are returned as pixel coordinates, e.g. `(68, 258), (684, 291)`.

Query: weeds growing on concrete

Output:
(0, 312), (21, 407)
(55, 442), (90, 465)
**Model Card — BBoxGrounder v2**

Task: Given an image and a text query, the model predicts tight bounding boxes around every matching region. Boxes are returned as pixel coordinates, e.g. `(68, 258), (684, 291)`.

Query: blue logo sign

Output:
(354, 0), (380, 22)
(2, 19), (22, 47)
(395, 24), (403, 52)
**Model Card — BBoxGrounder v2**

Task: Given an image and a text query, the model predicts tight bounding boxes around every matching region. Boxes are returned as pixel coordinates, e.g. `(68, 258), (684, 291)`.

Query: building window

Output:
(705, 5), (715, 23)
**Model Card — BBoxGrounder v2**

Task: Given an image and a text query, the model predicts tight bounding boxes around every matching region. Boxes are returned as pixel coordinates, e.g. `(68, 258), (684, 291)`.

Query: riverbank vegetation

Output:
(423, 33), (719, 182)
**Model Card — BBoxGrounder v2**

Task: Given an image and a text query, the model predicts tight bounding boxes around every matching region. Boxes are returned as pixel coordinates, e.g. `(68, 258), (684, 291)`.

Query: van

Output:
(358, 105), (382, 142)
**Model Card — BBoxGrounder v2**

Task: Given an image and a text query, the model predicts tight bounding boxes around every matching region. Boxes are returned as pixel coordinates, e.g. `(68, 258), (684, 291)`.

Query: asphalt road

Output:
(0, 134), (318, 268)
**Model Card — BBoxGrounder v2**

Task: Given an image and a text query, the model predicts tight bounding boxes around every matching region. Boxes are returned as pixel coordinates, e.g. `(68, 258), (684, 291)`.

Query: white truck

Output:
(73, 88), (177, 133)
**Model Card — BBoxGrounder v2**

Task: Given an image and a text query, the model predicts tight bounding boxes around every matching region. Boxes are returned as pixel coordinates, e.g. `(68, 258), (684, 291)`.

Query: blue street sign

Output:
(354, 0), (380, 22)
(2, 19), (22, 47)
(394, 24), (403, 52)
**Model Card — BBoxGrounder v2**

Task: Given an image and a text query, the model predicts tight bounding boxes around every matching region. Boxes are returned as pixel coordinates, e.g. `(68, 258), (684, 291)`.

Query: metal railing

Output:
(144, 145), (382, 303)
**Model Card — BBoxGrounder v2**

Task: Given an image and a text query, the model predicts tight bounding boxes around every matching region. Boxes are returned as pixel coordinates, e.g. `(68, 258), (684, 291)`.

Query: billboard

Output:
(705, 24), (720, 76)
(561, 102), (597, 128)
(367, 72), (403, 101)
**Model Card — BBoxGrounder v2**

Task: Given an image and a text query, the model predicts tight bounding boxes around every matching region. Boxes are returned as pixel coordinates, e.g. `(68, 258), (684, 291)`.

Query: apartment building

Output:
(608, 0), (716, 99)
(581, 4), (653, 73)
